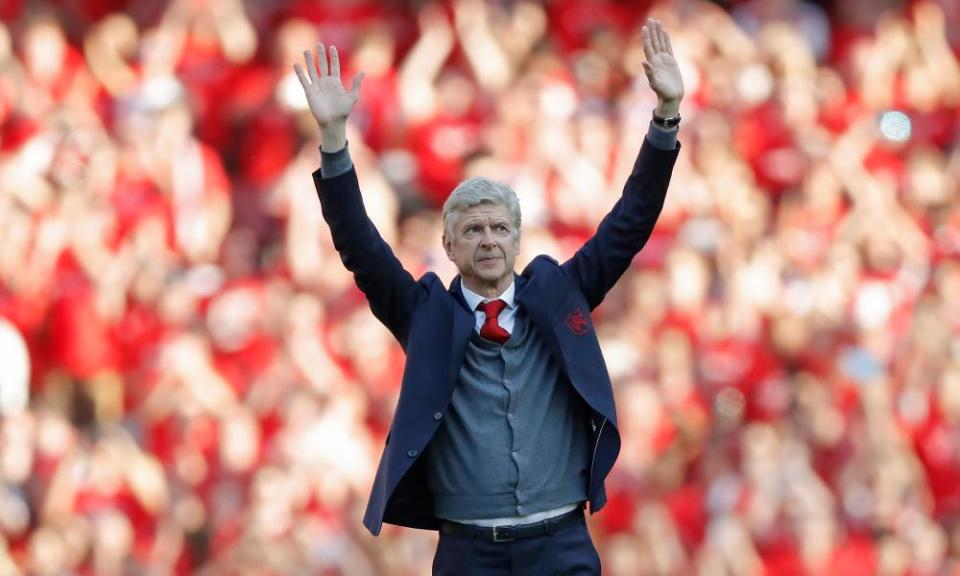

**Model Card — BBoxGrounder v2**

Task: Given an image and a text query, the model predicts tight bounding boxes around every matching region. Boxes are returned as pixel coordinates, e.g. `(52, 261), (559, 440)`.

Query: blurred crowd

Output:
(0, 0), (959, 574)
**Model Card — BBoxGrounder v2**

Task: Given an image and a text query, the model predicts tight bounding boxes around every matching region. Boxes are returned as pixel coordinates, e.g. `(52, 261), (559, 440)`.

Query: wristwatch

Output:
(652, 111), (681, 129)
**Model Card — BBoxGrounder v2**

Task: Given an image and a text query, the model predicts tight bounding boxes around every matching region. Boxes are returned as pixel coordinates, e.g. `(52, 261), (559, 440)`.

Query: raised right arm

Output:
(296, 45), (421, 347)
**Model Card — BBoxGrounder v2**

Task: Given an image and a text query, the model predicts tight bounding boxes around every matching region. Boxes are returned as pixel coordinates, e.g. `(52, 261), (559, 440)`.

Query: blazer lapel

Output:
(515, 266), (566, 333)
(514, 272), (545, 318)
(447, 276), (475, 394)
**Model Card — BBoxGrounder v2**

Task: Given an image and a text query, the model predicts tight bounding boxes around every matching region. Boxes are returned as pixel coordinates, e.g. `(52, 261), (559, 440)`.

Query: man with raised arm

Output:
(295, 18), (683, 575)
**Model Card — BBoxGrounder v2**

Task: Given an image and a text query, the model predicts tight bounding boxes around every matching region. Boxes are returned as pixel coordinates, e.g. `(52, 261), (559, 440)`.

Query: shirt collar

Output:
(461, 279), (516, 311)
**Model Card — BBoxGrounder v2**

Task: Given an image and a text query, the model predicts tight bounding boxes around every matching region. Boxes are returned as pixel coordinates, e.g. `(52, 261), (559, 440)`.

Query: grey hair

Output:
(442, 177), (522, 240)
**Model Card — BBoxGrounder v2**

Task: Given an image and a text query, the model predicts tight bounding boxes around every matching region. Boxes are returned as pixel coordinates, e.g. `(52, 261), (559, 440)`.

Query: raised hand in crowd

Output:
(398, 3), (456, 122)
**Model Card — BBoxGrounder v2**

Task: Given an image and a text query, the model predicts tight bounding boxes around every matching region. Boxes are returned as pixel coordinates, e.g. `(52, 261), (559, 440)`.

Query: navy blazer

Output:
(314, 137), (680, 536)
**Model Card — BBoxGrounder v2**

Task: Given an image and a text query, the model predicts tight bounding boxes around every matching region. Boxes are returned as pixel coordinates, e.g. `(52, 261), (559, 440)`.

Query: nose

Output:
(479, 227), (496, 246)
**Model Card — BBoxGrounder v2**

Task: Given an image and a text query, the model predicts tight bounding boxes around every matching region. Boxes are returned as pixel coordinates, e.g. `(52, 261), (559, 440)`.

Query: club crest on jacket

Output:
(565, 308), (590, 336)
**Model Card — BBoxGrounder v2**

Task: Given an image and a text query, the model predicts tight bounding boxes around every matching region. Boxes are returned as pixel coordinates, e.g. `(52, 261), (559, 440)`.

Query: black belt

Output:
(439, 506), (585, 543)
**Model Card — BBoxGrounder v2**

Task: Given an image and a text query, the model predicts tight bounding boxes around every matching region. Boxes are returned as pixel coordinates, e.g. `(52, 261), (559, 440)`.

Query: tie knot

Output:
(478, 299), (507, 319)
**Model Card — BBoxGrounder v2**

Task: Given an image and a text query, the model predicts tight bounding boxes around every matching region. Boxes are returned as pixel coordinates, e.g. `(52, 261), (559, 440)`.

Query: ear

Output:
(442, 234), (455, 261)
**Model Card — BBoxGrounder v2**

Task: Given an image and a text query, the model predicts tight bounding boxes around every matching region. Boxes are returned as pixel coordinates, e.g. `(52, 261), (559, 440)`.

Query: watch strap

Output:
(652, 112), (681, 129)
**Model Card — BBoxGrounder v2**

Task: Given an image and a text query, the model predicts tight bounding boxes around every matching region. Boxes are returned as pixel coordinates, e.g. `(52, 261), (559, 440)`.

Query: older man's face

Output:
(443, 202), (519, 297)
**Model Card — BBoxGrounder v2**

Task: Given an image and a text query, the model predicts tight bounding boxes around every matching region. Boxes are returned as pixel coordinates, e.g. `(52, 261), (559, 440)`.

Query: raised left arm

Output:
(561, 18), (684, 309)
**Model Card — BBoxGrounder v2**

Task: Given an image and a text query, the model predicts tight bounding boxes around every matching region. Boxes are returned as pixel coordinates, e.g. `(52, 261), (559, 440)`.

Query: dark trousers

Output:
(432, 518), (601, 575)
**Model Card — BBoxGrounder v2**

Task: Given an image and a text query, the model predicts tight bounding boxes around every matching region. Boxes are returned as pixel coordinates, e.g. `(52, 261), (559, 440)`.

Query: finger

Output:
(663, 28), (674, 55)
(304, 50), (318, 83)
(651, 19), (664, 53)
(656, 20), (671, 55)
(317, 42), (329, 76)
(330, 45), (341, 81)
(294, 63), (310, 88)
(641, 25), (654, 62)
(349, 72), (365, 99)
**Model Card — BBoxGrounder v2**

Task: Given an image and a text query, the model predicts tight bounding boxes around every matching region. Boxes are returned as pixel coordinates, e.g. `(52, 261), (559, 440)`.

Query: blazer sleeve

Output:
(313, 166), (422, 348)
(560, 136), (681, 310)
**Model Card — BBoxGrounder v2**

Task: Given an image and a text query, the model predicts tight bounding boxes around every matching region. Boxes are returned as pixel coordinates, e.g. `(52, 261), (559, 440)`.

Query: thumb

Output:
(642, 62), (655, 84)
(350, 73), (365, 99)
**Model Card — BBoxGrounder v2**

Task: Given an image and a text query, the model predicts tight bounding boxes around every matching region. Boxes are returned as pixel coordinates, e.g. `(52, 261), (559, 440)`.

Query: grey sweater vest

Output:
(424, 307), (590, 520)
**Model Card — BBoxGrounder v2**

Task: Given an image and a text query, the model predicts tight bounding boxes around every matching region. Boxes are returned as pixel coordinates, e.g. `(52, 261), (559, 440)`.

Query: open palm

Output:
(641, 19), (684, 104)
(294, 43), (364, 129)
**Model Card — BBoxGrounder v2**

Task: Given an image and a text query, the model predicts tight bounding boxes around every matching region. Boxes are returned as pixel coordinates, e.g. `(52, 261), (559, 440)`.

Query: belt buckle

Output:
(492, 525), (515, 542)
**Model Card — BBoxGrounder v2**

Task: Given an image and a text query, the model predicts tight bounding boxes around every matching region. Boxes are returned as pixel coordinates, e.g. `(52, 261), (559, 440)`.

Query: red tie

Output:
(478, 299), (510, 344)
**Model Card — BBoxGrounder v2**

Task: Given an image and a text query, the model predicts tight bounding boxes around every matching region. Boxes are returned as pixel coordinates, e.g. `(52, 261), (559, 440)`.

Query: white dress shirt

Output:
(460, 280), (518, 335)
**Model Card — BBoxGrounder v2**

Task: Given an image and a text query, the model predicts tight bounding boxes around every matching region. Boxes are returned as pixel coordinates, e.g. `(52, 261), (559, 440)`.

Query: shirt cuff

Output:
(320, 143), (354, 179)
(646, 122), (678, 151)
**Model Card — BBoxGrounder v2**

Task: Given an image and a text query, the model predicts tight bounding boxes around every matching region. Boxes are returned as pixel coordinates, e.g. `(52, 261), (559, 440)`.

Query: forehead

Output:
(457, 203), (512, 224)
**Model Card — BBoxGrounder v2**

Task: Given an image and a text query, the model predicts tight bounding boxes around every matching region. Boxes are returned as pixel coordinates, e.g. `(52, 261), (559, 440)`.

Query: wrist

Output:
(320, 122), (347, 153)
(654, 100), (681, 119)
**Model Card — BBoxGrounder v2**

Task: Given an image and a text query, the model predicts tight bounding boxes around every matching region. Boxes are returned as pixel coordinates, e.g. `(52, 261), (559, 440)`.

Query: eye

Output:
(496, 224), (509, 232)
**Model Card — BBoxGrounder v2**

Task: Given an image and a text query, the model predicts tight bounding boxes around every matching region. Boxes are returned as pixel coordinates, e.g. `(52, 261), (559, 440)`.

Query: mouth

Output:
(477, 256), (502, 263)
